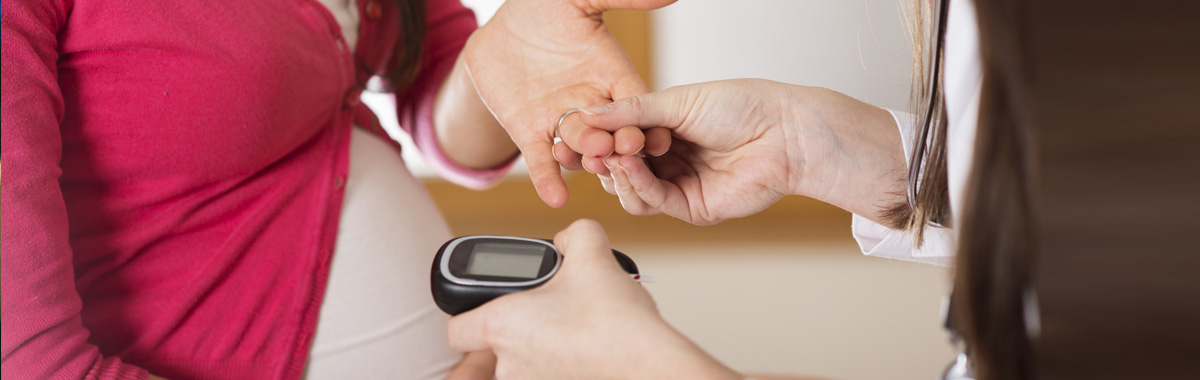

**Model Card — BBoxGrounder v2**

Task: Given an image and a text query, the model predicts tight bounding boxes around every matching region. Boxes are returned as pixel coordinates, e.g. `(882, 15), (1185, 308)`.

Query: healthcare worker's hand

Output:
(465, 0), (674, 208)
(446, 219), (740, 380)
(445, 350), (499, 380)
(579, 79), (908, 225)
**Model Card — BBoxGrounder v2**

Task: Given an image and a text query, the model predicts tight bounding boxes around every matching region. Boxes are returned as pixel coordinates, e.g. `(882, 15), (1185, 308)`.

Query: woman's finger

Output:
(582, 155), (610, 176)
(613, 126), (646, 155)
(553, 141), (585, 171)
(523, 139), (569, 208)
(558, 110), (615, 160)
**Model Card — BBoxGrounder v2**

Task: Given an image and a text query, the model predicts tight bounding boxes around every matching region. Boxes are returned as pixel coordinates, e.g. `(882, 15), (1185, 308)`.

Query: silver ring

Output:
(556, 109), (580, 141)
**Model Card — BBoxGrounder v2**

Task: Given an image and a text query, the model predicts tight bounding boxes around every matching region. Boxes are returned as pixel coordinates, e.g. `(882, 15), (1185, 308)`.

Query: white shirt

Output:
(852, 0), (982, 266)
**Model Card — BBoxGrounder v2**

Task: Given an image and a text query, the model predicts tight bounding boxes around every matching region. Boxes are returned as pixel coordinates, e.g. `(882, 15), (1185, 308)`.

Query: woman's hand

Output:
(580, 79), (907, 226)
(464, 0), (675, 208)
(446, 219), (739, 380)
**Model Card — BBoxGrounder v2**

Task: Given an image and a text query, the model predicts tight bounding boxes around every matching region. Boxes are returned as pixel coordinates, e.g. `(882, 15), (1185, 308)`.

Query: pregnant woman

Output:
(1, 0), (674, 379)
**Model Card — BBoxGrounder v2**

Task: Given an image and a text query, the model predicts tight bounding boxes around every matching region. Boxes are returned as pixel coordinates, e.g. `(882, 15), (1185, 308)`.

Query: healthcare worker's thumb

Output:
(578, 87), (692, 133)
(552, 219), (622, 276)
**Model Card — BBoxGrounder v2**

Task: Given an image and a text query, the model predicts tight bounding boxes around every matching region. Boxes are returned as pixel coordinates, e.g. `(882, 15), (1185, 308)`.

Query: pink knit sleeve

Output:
(1, 1), (148, 379)
(394, 0), (515, 190)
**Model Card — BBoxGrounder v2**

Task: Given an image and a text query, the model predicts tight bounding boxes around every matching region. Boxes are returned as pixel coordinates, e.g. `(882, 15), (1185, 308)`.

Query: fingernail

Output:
(604, 155), (623, 170)
(579, 104), (611, 115)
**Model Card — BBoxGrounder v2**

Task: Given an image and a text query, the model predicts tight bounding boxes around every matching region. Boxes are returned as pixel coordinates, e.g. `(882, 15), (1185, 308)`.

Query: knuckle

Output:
(625, 96), (646, 123)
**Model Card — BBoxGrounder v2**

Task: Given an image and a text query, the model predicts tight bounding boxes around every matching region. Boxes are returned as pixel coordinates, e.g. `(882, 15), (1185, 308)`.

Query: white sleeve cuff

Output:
(849, 108), (953, 266)
(851, 214), (954, 266)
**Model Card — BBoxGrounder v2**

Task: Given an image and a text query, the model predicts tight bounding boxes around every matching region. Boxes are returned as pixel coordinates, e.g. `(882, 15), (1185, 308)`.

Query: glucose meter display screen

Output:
(465, 242), (546, 279)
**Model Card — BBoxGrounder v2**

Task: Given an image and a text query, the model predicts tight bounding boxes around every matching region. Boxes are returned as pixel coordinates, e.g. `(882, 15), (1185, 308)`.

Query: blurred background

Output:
(364, 1), (954, 379)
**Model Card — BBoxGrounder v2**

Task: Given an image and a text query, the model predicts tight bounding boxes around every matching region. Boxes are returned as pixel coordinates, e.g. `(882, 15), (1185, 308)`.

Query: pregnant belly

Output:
(305, 127), (461, 379)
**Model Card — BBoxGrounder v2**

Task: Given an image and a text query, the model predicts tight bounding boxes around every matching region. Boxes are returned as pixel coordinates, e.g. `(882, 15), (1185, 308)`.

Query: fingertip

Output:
(579, 128), (616, 158)
(553, 142), (586, 171)
(534, 177), (569, 208)
(583, 156), (611, 176)
(602, 154), (624, 170)
(554, 218), (609, 259)
(618, 155), (641, 172)
(569, 218), (604, 232)
(613, 126), (646, 155)
(597, 173), (617, 195)
(644, 127), (672, 156)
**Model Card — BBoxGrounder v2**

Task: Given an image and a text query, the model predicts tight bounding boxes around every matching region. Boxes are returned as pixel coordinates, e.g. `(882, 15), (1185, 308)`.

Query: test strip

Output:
(631, 274), (656, 283)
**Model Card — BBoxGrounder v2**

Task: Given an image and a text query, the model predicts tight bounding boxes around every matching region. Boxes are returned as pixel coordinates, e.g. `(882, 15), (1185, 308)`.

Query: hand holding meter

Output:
(431, 236), (639, 315)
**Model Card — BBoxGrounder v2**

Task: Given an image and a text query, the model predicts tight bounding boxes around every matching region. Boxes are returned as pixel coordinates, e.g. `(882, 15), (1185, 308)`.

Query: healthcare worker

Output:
(446, 0), (1200, 376)
(447, 0), (1036, 378)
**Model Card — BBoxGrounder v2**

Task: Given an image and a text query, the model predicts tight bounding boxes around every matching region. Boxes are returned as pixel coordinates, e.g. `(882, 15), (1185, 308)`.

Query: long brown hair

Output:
(901, 1), (1200, 380)
(387, 0), (426, 92)
(954, 0), (1037, 378)
(895, 1), (1037, 379)
(882, 0), (950, 241)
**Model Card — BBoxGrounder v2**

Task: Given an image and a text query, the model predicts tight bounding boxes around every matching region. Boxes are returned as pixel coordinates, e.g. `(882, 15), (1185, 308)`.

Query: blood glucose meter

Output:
(431, 235), (639, 315)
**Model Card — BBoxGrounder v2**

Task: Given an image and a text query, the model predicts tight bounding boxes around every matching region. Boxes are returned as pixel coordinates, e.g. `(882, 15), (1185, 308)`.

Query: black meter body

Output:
(431, 236), (638, 315)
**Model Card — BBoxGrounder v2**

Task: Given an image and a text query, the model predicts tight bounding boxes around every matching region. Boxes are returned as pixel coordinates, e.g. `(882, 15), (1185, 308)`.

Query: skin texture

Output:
(447, 219), (741, 380)
(463, 0), (675, 207)
(434, 54), (520, 171)
(581, 79), (908, 226)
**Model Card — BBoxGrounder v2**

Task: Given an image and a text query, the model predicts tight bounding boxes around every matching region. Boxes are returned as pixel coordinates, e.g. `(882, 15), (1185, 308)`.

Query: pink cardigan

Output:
(1, 1), (509, 379)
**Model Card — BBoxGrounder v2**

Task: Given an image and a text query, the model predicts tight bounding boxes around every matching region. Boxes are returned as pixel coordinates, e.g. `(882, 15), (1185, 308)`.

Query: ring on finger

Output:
(555, 109), (580, 143)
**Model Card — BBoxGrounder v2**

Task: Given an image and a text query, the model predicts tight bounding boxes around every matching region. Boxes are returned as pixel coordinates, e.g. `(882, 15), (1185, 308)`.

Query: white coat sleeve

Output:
(849, 109), (955, 266)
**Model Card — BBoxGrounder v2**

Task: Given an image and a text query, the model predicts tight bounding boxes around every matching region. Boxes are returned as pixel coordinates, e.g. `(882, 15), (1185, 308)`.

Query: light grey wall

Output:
(651, 0), (916, 111)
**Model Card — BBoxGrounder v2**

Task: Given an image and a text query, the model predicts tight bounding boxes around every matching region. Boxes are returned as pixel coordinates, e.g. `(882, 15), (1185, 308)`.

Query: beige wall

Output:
(640, 242), (953, 380)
